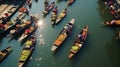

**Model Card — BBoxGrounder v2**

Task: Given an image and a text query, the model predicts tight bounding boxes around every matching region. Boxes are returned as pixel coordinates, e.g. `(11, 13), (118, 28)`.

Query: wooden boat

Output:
(0, 12), (26, 36)
(19, 6), (29, 15)
(104, 20), (120, 25)
(51, 6), (58, 25)
(18, 35), (36, 67)
(67, 0), (75, 7)
(0, 45), (13, 62)
(8, 19), (31, 38)
(18, 14), (39, 41)
(0, 0), (26, 24)
(43, 2), (55, 17)
(51, 19), (75, 51)
(55, 8), (67, 24)
(68, 25), (88, 58)
(7, 13), (36, 38)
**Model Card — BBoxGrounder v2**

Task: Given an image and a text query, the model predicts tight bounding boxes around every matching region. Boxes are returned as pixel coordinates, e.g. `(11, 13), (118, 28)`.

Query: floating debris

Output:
(30, 56), (32, 60)
(53, 62), (55, 64)
(39, 35), (42, 38)
(37, 64), (40, 66)
(38, 58), (42, 61)
(35, 58), (38, 60)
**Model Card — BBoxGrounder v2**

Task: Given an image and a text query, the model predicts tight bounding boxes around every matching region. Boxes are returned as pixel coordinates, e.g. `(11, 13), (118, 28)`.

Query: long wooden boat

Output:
(0, 0), (27, 24)
(18, 14), (39, 41)
(0, 45), (13, 62)
(43, 2), (55, 17)
(51, 19), (75, 51)
(51, 6), (58, 25)
(7, 13), (34, 38)
(8, 19), (31, 38)
(18, 35), (36, 67)
(67, 0), (75, 7)
(55, 8), (67, 24)
(68, 25), (88, 58)
(0, 12), (26, 36)
(103, 20), (120, 25)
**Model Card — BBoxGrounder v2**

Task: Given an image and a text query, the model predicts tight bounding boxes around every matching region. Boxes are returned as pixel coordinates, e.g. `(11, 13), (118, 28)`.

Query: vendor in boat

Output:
(0, 23), (4, 30)
(24, 7), (29, 15)
(0, 51), (4, 56)
(26, 0), (32, 6)
(44, 0), (49, 7)
(30, 15), (35, 22)
(25, 29), (30, 35)
(78, 30), (87, 41)
(4, 13), (9, 18)
(43, 7), (49, 14)
(63, 25), (71, 35)
(30, 35), (36, 42)
(15, 17), (20, 22)
(53, 7), (58, 14)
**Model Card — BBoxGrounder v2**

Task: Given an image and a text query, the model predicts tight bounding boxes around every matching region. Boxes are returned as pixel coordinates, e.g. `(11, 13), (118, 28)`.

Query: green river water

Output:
(0, 0), (120, 67)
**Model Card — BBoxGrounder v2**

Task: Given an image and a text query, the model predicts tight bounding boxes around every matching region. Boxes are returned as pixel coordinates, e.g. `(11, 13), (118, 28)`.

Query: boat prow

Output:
(68, 53), (74, 58)
(51, 45), (57, 51)
(18, 34), (27, 41)
(69, 18), (75, 24)
(18, 63), (24, 67)
(55, 18), (61, 24)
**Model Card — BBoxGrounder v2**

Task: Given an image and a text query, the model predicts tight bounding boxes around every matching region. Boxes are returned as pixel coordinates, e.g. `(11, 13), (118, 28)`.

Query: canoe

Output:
(18, 35), (36, 67)
(67, 0), (75, 7)
(18, 14), (39, 41)
(55, 8), (67, 24)
(104, 20), (120, 25)
(43, 2), (55, 17)
(0, 0), (26, 24)
(51, 7), (58, 25)
(0, 12), (26, 36)
(68, 25), (88, 58)
(0, 45), (13, 62)
(8, 13), (34, 38)
(51, 19), (75, 51)
(8, 18), (32, 38)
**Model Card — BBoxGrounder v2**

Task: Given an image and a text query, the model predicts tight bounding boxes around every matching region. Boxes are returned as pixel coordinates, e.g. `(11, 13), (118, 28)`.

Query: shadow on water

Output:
(101, 25), (120, 30)
(105, 37), (120, 67)
(97, 0), (114, 22)
(8, 30), (25, 42)
(0, 38), (3, 46)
